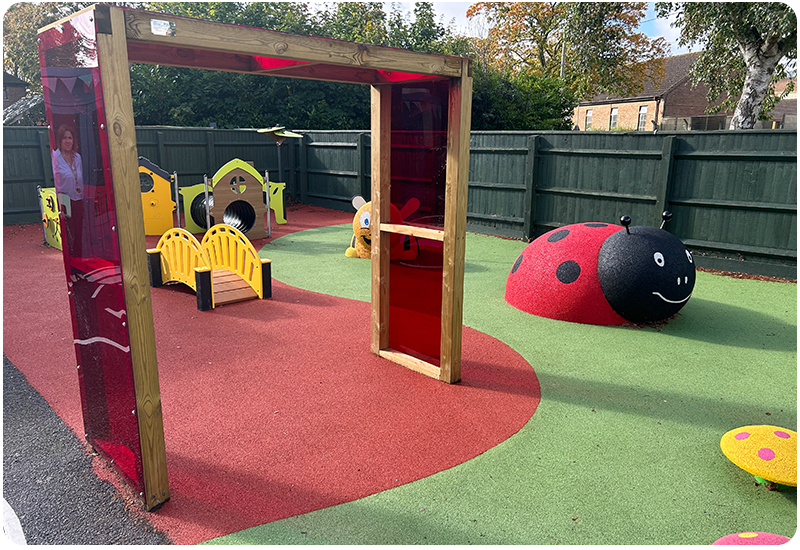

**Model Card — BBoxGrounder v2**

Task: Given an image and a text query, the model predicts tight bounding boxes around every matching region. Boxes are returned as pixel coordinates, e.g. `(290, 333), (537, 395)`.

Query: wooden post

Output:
(299, 135), (308, 204)
(156, 131), (166, 167)
(370, 85), (391, 355)
(357, 132), (369, 200)
(523, 134), (539, 241)
(95, 5), (169, 511)
(654, 135), (676, 226)
(439, 59), (473, 384)
(206, 131), (216, 175)
(287, 136), (296, 200)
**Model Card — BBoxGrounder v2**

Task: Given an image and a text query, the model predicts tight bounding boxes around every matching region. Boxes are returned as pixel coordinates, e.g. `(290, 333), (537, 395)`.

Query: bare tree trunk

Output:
(729, 36), (783, 129)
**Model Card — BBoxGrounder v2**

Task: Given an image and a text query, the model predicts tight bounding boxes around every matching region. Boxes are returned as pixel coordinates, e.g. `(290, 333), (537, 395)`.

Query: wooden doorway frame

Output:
(40, 4), (472, 511)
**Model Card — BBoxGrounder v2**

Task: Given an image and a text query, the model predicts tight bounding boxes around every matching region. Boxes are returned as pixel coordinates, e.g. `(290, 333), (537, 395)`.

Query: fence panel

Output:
(301, 131), (367, 211)
(533, 132), (665, 235)
(466, 132), (530, 238)
(3, 127), (53, 224)
(668, 131), (796, 277)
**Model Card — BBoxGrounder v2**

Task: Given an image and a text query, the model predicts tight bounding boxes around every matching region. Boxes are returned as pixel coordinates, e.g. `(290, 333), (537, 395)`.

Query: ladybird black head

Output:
(597, 226), (695, 323)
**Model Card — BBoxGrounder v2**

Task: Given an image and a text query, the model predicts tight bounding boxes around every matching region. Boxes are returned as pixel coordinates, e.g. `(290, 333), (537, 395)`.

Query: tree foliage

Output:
(3, 2), (94, 91)
(466, 2), (669, 101)
(471, 62), (576, 130)
(3, 1), (578, 130)
(656, 2), (797, 128)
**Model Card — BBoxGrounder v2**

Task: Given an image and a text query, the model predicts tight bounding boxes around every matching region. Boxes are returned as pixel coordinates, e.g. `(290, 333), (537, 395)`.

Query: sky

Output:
(389, 1), (692, 56)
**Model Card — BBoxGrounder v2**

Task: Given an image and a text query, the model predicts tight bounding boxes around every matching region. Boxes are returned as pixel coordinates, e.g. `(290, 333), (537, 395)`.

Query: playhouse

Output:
(38, 4), (472, 510)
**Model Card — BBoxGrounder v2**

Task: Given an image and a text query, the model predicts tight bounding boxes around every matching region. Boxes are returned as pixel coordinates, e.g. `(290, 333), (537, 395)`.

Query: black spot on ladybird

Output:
(511, 254), (523, 273)
(548, 229), (570, 243)
(556, 260), (581, 284)
(584, 223), (608, 228)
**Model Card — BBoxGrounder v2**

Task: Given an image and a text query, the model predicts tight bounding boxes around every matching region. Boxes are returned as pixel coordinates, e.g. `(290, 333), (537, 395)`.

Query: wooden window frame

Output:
(40, 4), (472, 511)
(638, 105), (648, 131)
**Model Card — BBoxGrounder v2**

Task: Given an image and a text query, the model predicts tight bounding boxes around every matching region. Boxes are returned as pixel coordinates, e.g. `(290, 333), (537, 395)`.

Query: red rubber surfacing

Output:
(3, 206), (540, 544)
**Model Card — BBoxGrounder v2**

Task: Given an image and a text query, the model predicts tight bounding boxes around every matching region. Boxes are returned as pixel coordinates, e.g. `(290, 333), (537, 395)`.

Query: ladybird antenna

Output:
(660, 211), (673, 229)
(620, 215), (631, 235)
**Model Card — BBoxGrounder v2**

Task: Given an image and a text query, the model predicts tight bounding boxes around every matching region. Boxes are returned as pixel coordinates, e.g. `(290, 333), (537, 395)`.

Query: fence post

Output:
(156, 131), (166, 167)
(299, 134), (308, 204)
(523, 134), (539, 241)
(205, 131), (215, 175)
(286, 138), (296, 198)
(357, 132), (369, 200)
(38, 130), (54, 188)
(654, 135), (676, 227)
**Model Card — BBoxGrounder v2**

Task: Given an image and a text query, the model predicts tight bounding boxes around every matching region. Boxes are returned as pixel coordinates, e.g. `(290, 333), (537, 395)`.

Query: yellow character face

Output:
(345, 196), (372, 259)
(353, 201), (371, 250)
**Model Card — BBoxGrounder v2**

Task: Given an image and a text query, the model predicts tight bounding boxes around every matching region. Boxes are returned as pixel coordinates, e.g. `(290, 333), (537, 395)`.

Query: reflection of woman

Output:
(52, 124), (83, 203)
(52, 123), (89, 256)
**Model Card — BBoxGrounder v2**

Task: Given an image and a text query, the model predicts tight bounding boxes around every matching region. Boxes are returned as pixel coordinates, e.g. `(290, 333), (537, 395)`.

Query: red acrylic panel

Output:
(389, 236), (444, 366)
(38, 9), (145, 494)
(388, 81), (449, 365)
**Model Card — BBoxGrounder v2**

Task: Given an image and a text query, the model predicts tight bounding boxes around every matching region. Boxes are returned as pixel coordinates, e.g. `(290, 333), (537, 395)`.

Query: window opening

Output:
(638, 106), (648, 131)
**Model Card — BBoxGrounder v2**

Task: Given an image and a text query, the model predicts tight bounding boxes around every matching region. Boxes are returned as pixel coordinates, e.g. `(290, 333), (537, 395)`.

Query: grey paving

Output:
(3, 355), (170, 544)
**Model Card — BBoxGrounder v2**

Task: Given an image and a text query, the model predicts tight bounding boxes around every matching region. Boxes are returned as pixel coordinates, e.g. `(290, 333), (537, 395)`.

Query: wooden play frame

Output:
(40, 4), (472, 511)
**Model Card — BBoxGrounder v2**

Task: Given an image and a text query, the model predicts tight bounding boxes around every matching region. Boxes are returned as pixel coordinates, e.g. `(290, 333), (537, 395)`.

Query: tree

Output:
(471, 62), (577, 130)
(316, 2), (388, 45)
(6, 1), (576, 130)
(564, 3), (669, 100)
(466, 2), (669, 101)
(3, 2), (93, 91)
(656, 2), (797, 129)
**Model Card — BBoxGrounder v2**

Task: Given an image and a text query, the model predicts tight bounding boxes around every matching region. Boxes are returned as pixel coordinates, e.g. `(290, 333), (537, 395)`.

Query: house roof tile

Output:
(580, 52), (701, 105)
(3, 72), (29, 87)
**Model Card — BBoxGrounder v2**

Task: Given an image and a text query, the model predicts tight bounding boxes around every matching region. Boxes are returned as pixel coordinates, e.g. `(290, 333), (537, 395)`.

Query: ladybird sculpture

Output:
(505, 212), (695, 325)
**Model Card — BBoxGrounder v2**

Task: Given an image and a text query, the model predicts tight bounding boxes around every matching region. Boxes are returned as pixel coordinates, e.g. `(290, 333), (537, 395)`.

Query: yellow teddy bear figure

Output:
(345, 195), (420, 260)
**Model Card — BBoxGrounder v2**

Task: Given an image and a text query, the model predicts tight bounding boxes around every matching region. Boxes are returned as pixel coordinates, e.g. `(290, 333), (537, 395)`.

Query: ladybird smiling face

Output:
(597, 226), (695, 323)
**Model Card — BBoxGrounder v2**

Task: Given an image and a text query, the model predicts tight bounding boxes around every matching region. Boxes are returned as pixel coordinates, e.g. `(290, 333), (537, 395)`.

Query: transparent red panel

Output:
(390, 81), (448, 227)
(389, 237), (443, 367)
(39, 9), (144, 493)
(376, 70), (443, 83)
(252, 56), (309, 70)
(387, 81), (449, 365)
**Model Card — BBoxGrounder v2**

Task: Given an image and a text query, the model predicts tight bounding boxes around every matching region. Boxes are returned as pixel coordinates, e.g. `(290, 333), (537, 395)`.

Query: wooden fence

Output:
(4, 126), (796, 278)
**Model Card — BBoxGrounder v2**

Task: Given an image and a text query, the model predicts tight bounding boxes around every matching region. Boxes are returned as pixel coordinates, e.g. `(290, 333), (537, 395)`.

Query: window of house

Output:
(638, 106), (648, 131)
(585, 109), (592, 130)
(610, 108), (618, 130)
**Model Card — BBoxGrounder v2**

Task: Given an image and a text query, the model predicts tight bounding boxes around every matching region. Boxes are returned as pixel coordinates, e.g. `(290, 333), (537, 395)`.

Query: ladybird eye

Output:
(359, 211), (370, 229)
(653, 252), (665, 267)
(685, 249), (693, 264)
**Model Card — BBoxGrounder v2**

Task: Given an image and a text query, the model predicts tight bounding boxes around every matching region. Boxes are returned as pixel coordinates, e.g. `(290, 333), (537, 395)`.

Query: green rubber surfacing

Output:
(205, 225), (797, 545)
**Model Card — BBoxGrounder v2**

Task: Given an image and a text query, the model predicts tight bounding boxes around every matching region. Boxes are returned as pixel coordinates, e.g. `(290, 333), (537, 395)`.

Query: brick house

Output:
(3, 72), (29, 110)
(573, 52), (796, 131)
(573, 52), (713, 131)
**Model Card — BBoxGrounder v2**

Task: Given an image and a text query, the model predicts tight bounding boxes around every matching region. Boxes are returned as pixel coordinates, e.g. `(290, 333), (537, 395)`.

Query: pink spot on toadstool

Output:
(734, 432), (750, 440)
(774, 431), (790, 439)
(758, 448), (776, 461)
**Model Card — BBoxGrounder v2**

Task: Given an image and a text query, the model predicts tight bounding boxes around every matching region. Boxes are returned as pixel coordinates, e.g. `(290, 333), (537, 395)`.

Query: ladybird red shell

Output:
(505, 223), (627, 326)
